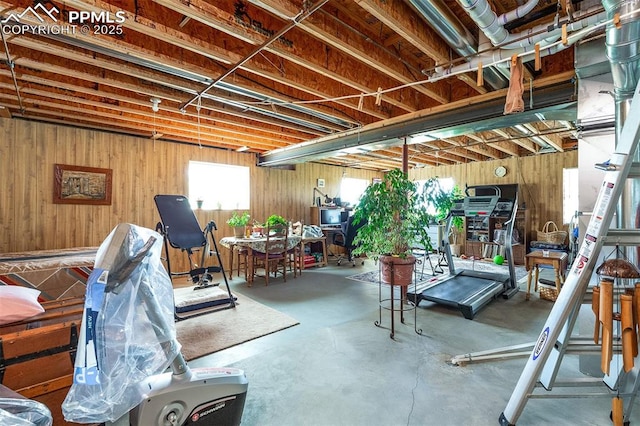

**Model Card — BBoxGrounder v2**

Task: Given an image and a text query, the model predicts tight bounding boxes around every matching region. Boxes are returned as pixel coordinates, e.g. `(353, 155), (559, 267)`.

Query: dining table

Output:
(220, 235), (302, 283)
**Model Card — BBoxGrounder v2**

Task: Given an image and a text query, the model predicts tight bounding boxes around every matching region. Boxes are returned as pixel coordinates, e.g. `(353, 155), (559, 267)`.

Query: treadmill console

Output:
(493, 200), (515, 216)
(463, 196), (499, 217)
(449, 197), (514, 217)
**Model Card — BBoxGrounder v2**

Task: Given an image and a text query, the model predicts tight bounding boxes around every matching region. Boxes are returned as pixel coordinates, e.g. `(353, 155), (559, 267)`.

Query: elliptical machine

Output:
(62, 224), (248, 425)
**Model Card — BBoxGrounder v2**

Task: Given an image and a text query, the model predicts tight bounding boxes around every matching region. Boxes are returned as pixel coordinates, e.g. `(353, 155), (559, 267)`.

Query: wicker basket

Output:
(539, 283), (559, 301)
(537, 221), (568, 245)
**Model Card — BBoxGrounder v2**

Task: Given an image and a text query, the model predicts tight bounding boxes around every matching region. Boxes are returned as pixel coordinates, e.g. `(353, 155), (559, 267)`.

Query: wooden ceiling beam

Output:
(150, 0), (409, 119)
(0, 95), (246, 150)
(5, 98), (278, 151)
(518, 123), (562, 152)
(295, 13), (449, 103)
(354, 0), (448, 60)
(455, 135), (503, 159)
(245, 0), (450, 103)
(16, 110), (245, 150)
(467, 133), (521, 157)
(146, 0), (423, 113)
(463, 144), (502, 160)
(8, 58), (309, 142)
(409, 138), (480, 162)
(456, 135), (503, 159)
(385, 146), (456, 166)
(491, 129), (538, 154)
(4, 1), (380, 125)
(8, 37), (339, 136)
(438, 138), (489, 162)
(0, 82), (287, 150)
(59, 0), (240, 65)
(527, 122), (566, 152)
(354, 0), (486, 95)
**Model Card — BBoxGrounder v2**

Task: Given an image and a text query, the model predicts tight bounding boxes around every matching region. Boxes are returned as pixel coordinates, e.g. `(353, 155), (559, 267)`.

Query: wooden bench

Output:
(0, 297), (85, 425)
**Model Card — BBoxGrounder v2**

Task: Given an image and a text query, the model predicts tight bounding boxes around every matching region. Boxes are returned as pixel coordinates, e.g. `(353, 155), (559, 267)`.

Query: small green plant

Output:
(227, 211), (251, 227)
(265, 214), (288, 228)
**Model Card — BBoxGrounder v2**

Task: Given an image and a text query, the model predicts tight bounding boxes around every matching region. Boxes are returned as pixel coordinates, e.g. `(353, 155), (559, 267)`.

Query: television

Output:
(320, 209), (342, 226)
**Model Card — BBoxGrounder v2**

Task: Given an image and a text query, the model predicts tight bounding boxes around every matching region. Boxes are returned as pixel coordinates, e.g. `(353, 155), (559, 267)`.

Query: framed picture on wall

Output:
(53, 164), (113, 205)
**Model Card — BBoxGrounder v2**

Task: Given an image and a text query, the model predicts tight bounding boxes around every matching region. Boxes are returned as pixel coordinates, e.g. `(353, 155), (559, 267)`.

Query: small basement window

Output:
(188, 161), (250, 210)
(340, 177), (369, 207)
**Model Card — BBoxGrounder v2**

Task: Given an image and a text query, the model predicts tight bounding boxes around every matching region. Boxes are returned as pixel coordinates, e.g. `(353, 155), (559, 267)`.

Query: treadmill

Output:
(409, 185), (519, 319)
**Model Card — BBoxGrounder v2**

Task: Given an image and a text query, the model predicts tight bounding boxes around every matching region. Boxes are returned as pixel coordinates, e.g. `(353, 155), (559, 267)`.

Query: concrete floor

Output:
(185, 260), (640, 426)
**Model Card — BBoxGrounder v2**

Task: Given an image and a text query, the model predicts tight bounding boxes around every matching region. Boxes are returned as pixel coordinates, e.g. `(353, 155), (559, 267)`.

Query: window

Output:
(188, 161), (250, 210)
(563, 168), (579, 224)
(416, 177), (455, 216)
(340, 177), (369, 207)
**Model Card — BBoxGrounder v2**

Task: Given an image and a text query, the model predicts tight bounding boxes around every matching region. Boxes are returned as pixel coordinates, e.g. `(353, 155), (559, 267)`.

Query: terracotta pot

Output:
(380, 255), (415, 286)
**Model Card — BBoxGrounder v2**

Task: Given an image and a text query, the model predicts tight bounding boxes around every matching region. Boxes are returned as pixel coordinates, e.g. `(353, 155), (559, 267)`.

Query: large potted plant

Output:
(352, 169), (432, 285)
(227, 211), (251, 238)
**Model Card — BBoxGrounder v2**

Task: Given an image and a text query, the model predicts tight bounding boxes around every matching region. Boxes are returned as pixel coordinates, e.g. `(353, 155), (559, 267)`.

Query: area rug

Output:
(347, 254), (527, 285)
(176, 292), (299, 361)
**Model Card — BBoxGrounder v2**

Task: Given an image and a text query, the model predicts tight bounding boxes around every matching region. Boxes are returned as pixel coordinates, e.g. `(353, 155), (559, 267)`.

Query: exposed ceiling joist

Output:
(0, 0), (587, 171)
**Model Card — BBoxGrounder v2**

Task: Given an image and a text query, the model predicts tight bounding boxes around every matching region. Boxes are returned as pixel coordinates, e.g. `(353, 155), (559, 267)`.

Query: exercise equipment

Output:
(62, 224), (248, 425)
(408, 185), (519, 319)
(154, 195), (237, 320)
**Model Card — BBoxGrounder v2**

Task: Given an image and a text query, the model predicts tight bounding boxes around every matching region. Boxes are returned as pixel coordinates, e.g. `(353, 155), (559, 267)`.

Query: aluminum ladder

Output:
(499, 78), (640, 425)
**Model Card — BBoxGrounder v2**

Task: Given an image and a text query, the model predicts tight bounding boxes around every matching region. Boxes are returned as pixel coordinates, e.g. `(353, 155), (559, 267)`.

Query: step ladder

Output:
(499, 77), (640, 425)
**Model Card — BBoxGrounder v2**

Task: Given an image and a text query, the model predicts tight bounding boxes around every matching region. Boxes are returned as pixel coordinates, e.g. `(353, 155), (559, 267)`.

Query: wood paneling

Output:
(411, 151), (579, 246)
(1, 118), (379, 271)
(2, 117), (574, 270)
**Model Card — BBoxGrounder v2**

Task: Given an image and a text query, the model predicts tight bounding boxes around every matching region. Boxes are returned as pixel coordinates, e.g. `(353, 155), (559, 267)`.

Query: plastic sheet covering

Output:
(62, 224), (181, 423)
(0, 398), (52, 426)
(302, 225), (323, 238)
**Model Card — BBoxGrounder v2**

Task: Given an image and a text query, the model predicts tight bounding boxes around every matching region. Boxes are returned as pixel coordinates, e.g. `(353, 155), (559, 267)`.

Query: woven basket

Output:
(536, 221), (567, 245)
(539, 283), (558, 302)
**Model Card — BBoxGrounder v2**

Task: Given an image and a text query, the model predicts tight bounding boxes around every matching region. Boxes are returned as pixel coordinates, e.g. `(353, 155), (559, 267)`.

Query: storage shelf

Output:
(464, 208), (529, 265)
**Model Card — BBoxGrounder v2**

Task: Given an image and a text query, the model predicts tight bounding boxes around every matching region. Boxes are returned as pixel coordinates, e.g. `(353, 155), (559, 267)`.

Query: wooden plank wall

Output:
(410, 150), (579, 245)
(0, 118), (380, 272)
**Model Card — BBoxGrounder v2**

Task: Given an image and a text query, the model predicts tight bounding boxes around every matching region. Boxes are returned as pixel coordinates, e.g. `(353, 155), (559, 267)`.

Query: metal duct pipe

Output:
(603, 0), (640, 98)
(457, 0), (606, 50)
(409, 0), (508, 88)
(430, 7), (606, 81)
(456, 0), (539, 46)
(602, 0), (640, 265)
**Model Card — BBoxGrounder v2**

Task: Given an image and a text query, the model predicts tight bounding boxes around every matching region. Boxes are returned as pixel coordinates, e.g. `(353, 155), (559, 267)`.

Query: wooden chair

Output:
(236, 245), (249, 280)
(252, 224), (289, 285)
(287, 221), (303, 278)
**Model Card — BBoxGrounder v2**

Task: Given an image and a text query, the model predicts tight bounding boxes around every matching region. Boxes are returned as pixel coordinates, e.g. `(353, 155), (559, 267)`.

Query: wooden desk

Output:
(525, 251), (568, 301)
(299, 236), (328, 269)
